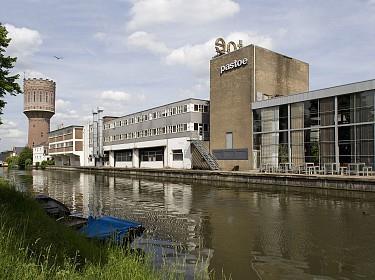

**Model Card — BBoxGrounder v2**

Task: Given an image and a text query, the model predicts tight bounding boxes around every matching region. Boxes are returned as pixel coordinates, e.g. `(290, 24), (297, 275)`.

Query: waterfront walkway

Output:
(47, 166), (375, 192)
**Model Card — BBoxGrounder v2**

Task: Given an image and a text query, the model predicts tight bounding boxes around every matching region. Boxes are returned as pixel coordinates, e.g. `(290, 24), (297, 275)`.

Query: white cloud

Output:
(4, 24), (42, 59)
(0, 119), (26, 140)
(55, 99), (71, 110)
(24, 70), (51, 80)
(127, 31), (170, 54)
(99, 90), (132, 102)
(93, 32), (107, 41)
(127, 0), (240, 30)
(165, 31), (273, 75)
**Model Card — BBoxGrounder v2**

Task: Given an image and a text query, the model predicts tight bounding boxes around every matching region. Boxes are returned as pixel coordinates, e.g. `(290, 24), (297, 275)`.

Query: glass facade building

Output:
(252, 80), (375, 168)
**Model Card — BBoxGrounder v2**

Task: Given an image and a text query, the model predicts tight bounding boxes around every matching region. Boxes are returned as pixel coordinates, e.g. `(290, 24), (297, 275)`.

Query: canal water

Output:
(2, 168), (375, 280)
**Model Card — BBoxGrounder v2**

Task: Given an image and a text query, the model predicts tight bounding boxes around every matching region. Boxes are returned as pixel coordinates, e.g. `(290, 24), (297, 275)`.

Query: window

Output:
(304, 100), (319, 127)
(338, 94), (354, 124)
(140, 148), (164, 162)
(279, 105), (288, 130)
(172, 149), (183, 161)
(355, 91), (374, 123)
(226, 132), (233, 149)
(320, 97), (334, 126)
(253, 109), (261, 133)
(115, 150), (132, 162)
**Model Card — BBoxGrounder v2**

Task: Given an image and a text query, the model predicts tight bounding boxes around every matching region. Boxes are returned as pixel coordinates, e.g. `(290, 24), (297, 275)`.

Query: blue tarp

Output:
(79, 216), (142, 243)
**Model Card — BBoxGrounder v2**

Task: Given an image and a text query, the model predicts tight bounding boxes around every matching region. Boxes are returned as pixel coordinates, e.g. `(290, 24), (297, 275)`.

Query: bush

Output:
(24, 158), (32, 168)
(18, 147), (33, 170)
(5, 156), (19, 169)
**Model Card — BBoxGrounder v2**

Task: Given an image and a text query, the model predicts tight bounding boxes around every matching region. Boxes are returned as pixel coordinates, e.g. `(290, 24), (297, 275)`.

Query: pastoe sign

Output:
(220, 58), (248, 75)
(215, 37), (248, 75)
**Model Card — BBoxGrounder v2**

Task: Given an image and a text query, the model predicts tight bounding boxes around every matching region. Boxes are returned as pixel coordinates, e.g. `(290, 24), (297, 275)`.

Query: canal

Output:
(2, 168), (375, 279)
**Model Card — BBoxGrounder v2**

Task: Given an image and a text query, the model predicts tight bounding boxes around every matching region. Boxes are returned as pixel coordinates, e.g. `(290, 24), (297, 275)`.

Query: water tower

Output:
(23, 78), (56, 147)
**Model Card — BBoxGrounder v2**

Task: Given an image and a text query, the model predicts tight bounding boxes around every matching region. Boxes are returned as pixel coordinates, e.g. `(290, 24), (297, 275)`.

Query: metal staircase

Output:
(190, 140), (220, 170)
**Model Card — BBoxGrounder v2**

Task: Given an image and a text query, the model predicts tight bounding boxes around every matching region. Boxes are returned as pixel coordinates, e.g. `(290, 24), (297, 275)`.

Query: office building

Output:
(48, 125), (84, 166)
(210, 43), (309, 170)
(84, 98), (214, 169)
(252, 79), (375, 169)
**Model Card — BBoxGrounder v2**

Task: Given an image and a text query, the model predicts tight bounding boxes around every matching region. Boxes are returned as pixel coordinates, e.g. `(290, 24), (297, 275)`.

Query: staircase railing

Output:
(190, 140), (220, 170)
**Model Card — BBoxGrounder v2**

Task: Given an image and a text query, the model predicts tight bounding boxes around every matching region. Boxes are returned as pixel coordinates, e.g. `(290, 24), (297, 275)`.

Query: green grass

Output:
(0, 178), (183, 280)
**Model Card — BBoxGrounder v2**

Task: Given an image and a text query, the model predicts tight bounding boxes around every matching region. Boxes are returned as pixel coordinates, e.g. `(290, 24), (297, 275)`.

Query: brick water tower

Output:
(23, 78), (56, 147)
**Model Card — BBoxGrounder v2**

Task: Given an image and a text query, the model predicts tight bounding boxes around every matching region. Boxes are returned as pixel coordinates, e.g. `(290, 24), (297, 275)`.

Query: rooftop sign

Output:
(220, 58), (248, 75)
(215, 38), (243, 56)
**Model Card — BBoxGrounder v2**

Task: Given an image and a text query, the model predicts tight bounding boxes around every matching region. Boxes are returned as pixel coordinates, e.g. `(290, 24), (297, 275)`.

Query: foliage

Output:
(5, 155), (18, 169)
(18, 147), (33, 169)
(24, 158), (32, 168)
(0, 23), (22, 124)
(40, 159), (54, 170)
(0, 179), (182, 280)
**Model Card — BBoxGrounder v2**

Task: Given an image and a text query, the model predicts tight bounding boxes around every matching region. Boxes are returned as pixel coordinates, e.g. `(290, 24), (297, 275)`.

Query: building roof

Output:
(103, 97), (209, 120)
(252, 78), (375, 109)
(49, 125), (83, 134)
(12, 147), (24, 155)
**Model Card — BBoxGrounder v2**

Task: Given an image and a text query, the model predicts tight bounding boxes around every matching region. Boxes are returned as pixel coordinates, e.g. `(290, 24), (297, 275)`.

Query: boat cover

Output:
(79, 216), (142, 243)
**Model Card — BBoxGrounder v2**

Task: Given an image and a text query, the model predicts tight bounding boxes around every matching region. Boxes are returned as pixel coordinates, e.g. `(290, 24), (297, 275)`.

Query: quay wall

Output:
(46, 166), (375, 192)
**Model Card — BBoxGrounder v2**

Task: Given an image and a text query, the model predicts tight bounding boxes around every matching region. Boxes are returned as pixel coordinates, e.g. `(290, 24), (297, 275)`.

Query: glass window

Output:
(304, 129), (319, 164)
(253, 109), (261, 133)
(356, 124), (374, 167)
(291, 131), (304, 165)
(115, 150), (132, 162)
(278, 131), (288, 163)
(304, 100), (319, 128)
(172, 149), (183, 161)
(140, 148), (164, 162)
(226, 132), (233, 149)
(338, 126), (355, 165)
(291, 103), (304, 129)
(319, 97), (334, 126)
(338, 94), (354, 124)
(355, 91), (374, 123)
(320, 128), (335, 164)
(279, 105), (288, 130)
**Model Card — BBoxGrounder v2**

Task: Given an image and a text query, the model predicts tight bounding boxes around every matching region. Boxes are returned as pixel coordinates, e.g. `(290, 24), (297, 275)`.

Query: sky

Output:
(0, 0), (375, 151)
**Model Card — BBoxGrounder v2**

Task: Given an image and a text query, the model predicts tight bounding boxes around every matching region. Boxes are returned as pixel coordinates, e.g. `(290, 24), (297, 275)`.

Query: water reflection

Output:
(2, 168), (375, 279)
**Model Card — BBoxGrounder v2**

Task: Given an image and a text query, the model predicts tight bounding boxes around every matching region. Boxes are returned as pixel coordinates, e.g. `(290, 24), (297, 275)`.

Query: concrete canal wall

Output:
(46, 166), (375, 192)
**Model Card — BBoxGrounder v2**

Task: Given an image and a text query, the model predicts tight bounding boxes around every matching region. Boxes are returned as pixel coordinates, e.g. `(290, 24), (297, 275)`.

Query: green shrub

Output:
(5, 156), (19, 169)
(18, 147), (33, 169)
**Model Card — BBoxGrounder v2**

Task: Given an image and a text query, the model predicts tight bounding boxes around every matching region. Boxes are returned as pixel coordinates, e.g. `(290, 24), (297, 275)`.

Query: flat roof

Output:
(49, 125), (83, 134)
(252, 79), (375, 109)
(105, 97), (209, 120)
(210, 44), (308, 65)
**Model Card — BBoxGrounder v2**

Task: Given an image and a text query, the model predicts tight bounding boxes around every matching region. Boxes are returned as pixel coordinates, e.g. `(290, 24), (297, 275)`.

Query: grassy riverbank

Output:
(0, 178), (180, 280)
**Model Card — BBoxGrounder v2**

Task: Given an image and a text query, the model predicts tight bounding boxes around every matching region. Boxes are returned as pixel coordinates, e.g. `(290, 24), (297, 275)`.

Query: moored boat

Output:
(35, 194), (145, 245)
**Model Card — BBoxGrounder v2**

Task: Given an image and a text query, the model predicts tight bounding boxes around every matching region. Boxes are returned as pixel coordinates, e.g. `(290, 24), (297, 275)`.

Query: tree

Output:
(18, 147), (33, 169)
(0, 23), (22, 124)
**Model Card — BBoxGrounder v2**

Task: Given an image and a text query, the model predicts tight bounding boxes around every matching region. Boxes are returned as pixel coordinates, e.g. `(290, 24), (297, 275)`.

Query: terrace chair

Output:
(359, 165), (373, 176)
